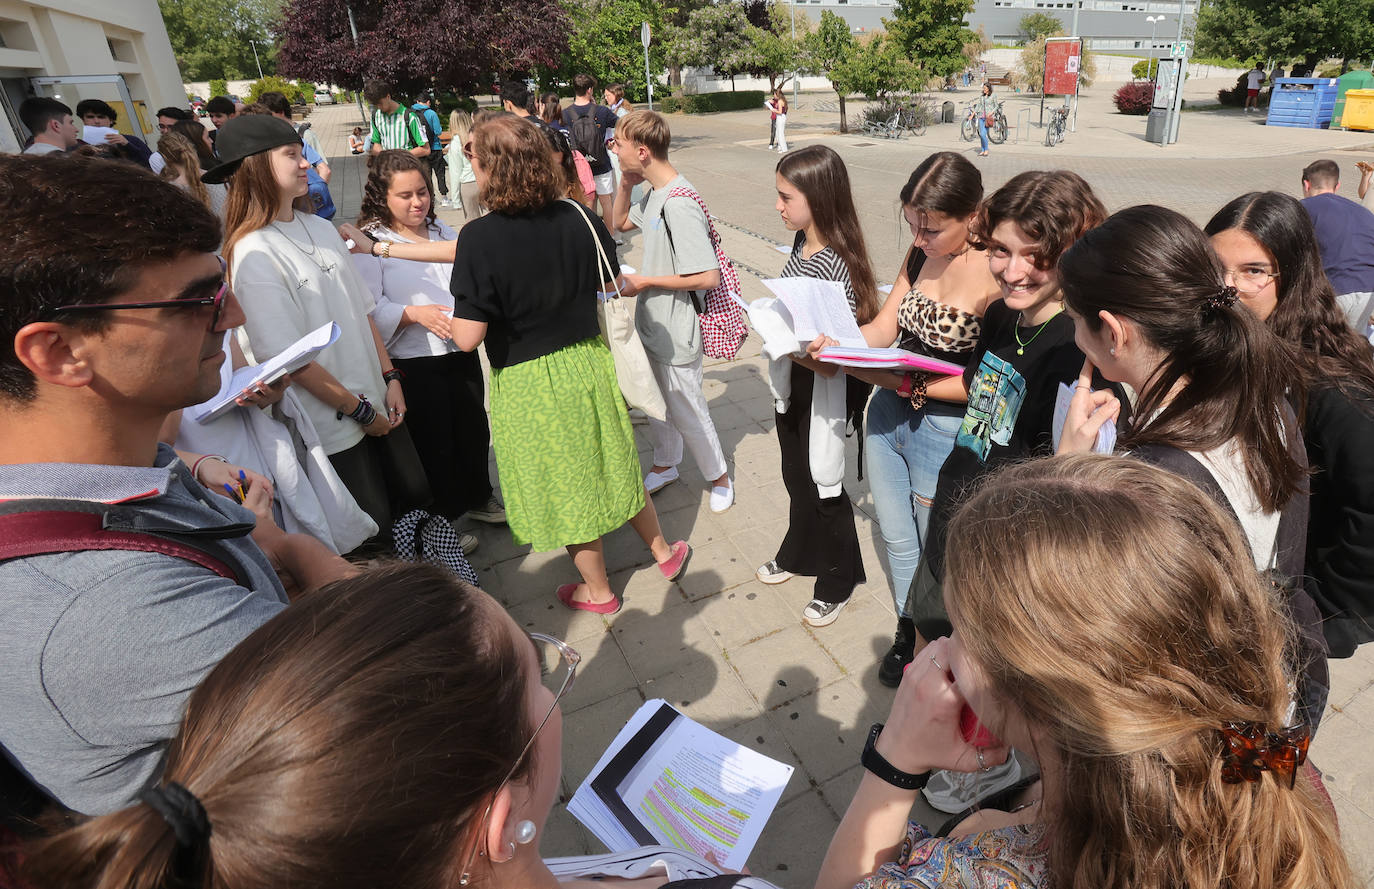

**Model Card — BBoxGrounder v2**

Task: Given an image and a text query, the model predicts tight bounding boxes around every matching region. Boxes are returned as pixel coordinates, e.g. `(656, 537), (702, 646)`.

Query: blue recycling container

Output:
(1266, 77), (1341, 128)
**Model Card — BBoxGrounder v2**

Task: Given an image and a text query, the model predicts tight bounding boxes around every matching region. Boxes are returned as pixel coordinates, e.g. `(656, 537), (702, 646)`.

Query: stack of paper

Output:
(816, 346), (964, 376)
(567, 700), (793, 872)
(1051, 381), (1118, 453)
(189, 322), (340, 423)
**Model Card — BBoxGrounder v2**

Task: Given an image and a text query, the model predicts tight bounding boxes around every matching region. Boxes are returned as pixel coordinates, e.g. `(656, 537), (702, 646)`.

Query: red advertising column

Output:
(1042, 37), (1082, 129)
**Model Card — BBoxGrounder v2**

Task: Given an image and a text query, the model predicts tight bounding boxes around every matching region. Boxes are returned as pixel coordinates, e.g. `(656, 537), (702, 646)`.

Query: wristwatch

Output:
(861, 723), (930, 790)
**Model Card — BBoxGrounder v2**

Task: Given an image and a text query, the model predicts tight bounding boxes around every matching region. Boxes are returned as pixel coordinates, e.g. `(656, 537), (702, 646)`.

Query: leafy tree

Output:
(1017, 12), (1062, 44)
(158, 0), (280, 80)
(883, 0), (977, 81)
(733, 3), (807, 92)
(1016, 33), (1097, 92)
(804, 10), (858, 131)
(832, 33), (923, 101)
(554, 0), (667, 102)
(1195, 0), (1374, 71)
(275, 0), (570, 96)
(665, 2), (755, 89)
(209, 78), (229, 99)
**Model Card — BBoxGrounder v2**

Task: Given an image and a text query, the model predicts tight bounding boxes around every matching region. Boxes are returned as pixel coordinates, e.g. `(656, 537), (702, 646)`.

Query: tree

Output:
(664, 2), (755, 89)
(805, 10), (858, 132)
(1017, 12), (1062, 44)
(832, 33), (924, 101)
(883, 0), (977, 81)
(1016, 33), (1097, 93)
(733, 3), (807, 92)
(554, 0), (667, 102)
(1195, 0), (1374, 71)
(158, 0), (280, 80)
(275, 0), (570, 96)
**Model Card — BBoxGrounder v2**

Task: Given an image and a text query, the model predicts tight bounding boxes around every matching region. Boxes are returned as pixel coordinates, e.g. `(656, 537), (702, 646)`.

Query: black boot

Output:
(877, 617), (917, 688)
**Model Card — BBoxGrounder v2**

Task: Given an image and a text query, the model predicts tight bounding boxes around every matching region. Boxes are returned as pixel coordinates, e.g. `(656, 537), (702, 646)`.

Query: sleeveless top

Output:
(894, 249), (981, 366)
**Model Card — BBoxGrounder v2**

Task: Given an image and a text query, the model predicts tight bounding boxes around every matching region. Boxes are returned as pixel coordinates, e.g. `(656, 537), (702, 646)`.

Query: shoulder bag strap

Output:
(560, 198), (620, 298)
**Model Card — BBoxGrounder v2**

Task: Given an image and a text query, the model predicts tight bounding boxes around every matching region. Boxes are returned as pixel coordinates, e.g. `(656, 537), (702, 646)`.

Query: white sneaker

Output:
(921, 756), (1024, 814)
(802, 597), (847, 627)
(458, 532), (479, 555)
(756, 560), (794, 584)
(709, 480), (734, 512)
(645, 466), (679, 493)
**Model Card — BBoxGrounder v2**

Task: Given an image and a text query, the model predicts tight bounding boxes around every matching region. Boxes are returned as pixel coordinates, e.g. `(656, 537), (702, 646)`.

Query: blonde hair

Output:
(156, 132), (209, 209)
(615, 109), (670, 159)
(944, 454), (1353, 889)
(448, 109), (473, 148)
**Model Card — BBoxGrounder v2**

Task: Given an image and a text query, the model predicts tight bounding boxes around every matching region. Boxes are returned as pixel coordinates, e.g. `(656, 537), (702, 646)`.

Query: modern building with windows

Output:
(0, 0), (184, 153)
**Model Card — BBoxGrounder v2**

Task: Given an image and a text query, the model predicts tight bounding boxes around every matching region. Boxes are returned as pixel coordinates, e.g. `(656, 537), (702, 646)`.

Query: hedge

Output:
(660, 90), (766, 114)
(1217, 71), (1271, 107)
(1114, 81), (1155, 115)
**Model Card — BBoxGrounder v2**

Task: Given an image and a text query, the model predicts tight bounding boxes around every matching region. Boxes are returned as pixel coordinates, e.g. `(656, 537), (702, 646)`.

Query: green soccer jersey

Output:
(370, 106), (425, 150)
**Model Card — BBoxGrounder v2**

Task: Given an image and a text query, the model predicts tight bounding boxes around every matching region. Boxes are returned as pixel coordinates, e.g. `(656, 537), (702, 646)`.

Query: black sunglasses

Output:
(38, 257), (229, 329)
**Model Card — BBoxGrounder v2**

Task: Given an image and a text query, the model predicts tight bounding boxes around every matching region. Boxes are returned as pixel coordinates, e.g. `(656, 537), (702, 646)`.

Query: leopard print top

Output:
(896, 288), (982, 365)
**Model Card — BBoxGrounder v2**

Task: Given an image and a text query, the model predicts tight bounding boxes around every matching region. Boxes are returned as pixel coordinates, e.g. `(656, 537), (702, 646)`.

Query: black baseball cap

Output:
(201, 115), (302, 184)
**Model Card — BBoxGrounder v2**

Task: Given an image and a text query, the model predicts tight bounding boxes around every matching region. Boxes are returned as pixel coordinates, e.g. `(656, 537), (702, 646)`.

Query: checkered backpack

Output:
(661, 186), (748, 360)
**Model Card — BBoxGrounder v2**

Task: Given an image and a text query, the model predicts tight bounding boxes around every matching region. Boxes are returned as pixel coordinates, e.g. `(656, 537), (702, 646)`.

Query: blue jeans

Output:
(976, 116), (989, 152)
(864, 388), (964, 616)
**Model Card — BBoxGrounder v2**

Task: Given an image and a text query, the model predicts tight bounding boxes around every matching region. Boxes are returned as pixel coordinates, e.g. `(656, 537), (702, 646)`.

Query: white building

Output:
(0, 0), (185, 153)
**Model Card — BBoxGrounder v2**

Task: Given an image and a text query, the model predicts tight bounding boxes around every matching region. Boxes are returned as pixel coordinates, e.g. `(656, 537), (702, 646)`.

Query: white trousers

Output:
(774, 114), (788, 151)
(648, 356), (728, 481)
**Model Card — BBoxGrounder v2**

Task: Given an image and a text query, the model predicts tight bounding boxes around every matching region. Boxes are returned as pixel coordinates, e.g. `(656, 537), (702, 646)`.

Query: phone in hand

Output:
(959, 704), (1000, 749)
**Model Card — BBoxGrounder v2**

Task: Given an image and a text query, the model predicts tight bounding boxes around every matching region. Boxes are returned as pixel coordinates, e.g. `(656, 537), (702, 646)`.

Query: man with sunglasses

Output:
(0, 154), (353, 817)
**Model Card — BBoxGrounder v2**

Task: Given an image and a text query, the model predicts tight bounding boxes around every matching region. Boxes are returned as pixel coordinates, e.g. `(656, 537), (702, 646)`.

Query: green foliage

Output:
(733, 3), (807, 92)
(556, 0), (667, 102)
(1017, 12), (1062, 44)
(158, 0), (279, 80)
(1015, 34), (1097, 92)
(1132, 59), (1151, 80)
(209, 78), (229, 99)
(1195, 0), (1374, 69)
(665, 2), (756, 86)
(832, 34), (924, 100)
(805, 10), (858, 130)
(1217, 70), (1273, 105)
(883, 0), (978, 80)
(659, 90), (767, 112)
(247, 75), (309, 105)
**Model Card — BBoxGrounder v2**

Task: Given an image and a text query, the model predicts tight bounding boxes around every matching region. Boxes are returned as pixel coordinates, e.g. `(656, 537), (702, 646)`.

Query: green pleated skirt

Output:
(489, 337), (645, 551)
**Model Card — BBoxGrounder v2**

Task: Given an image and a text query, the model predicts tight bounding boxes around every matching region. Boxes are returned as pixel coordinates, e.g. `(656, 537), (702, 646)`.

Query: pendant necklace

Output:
(271, 214), (336, 274)
(1013, 307), (1061, 356)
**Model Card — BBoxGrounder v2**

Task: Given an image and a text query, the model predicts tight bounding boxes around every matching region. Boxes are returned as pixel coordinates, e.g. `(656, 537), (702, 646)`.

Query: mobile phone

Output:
(959, 704), (1000, 749)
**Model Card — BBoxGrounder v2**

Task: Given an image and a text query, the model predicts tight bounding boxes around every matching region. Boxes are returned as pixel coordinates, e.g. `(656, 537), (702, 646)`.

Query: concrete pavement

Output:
(304, 99), (1374, 885)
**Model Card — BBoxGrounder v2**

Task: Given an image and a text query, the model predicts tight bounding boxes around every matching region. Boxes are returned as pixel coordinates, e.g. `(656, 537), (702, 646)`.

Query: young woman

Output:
(971, 83), (996, 157)
(603, 83), (629, 117)
(169, 118), (217, 170)
(757, 145), (878, 628)
(353, 150), (505, 534)
(543, 126), (593, 206)
(1205, 191), (1374, 659)
(447, 109), (481, 219)
(348, 126), (365, 154)
(818, 152), (998, 683)
(818, 455), (1354, 889)
(1057, 204), (1327, 726)
(213, 115), (430, 548)
(769, 89), (789, 153)
(449, 115), (688, 612)
(539, 93), (565, 130)
(157, 132), (227, 219)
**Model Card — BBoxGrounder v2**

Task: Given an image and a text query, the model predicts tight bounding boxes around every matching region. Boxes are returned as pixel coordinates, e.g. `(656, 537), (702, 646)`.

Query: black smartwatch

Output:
(861, 723), (930, 790)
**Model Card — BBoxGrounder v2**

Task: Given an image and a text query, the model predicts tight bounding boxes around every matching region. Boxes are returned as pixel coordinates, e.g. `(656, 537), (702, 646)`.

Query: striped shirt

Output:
(781, 231), (858, 314)
(370, 106), (425, 150)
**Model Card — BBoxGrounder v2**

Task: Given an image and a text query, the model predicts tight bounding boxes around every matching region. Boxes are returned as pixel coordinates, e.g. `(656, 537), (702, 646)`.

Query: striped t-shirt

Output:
(370, 107), (425, 151)
(781, 230), (858, 314)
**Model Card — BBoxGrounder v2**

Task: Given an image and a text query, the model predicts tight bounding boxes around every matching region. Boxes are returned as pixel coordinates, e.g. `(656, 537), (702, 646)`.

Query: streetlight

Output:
(1145, 16), (1163, 81)
(249, 38), (264, 79)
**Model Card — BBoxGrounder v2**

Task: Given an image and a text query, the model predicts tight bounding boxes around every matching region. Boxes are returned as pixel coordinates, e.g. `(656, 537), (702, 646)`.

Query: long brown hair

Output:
(356, 149), (436, 232)
(945, 454), (1354, 889)
(22, 563), (535, 889)
(775, 145), (878, 323)
(156, 132), (210, 209)
(220, 149), (290, 268)
(1060, 205), (1305, 511)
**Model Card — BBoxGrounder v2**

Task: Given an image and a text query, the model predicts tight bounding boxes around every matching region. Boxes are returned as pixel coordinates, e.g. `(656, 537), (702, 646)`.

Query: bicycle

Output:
(897, 99), (930, 137)
(1045, 104), (1068, 147)
(961, 101), (1008, 145)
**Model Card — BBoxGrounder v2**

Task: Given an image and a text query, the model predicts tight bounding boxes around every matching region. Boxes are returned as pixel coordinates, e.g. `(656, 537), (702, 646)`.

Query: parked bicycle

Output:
(960, 100), (1007, 145)
(1045, 104), (1069, 147)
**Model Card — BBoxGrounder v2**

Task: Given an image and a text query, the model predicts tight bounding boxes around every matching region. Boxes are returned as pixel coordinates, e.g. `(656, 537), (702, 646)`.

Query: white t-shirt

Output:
(1247, 69), (1265, 90)
(352, 220), (459, 360)
(231, 212), (387, 455)
(1195, 441), (1280, 569)
(150, 152), (166, 174)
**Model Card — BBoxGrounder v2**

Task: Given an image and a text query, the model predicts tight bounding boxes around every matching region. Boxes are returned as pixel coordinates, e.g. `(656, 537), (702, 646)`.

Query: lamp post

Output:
(249, 39), (264, 79)
(790, 0), (798, 106)
(1145, 16), (1163, 81)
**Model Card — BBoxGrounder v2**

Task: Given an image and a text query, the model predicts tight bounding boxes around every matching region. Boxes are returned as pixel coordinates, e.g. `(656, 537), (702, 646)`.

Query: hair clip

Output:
(1218, 721), (1310, 788)
(1202, 285), (1239, 318)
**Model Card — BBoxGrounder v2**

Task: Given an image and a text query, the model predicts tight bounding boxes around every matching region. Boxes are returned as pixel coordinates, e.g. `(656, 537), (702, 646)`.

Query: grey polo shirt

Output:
(629, 175), (720, 366)
(0, 444), (287, 814)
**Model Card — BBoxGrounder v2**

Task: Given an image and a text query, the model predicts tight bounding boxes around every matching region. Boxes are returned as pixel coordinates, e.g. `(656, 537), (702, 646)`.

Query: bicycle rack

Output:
(1013, 107), (1032, 143)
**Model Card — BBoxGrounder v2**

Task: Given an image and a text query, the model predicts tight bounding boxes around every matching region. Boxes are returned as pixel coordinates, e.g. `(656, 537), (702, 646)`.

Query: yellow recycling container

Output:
(1342, 89), (1374, 131)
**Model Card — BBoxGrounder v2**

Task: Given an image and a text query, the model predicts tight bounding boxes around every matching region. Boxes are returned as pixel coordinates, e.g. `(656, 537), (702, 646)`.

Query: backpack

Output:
(566, 104), (609, 169)
(571, 149), (596, 200)
(371, 107), (425, 150)
(659, 186), (749, 361)
(412, 105), (440, 146)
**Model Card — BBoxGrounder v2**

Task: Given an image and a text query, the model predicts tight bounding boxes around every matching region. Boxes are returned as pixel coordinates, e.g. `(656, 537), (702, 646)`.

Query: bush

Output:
(247, 75), (310, 106)
(209, 78), (228, 99)
(1114, 81), (1155, 114)
(862, 97), (935, 127)
(660, 90), (766, 114)
(1131, 59), (1151, 80)
(1217, 70), (1271, 107)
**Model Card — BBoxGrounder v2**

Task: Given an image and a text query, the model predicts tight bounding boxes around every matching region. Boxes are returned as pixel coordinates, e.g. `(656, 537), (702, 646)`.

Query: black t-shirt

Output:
(450, 200), (618, 368)
(923, 299), (1086, 576)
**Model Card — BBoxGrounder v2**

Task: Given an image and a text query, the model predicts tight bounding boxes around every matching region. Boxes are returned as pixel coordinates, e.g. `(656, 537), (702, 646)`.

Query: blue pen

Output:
(223, 482), (243, 504)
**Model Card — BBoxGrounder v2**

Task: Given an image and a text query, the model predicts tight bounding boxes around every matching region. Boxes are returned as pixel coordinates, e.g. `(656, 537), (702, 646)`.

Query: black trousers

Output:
(774, 364), (864, 603)
(425, 152), (449, 196)
(393, 350), (493, 519)
(328, 422), (431, 547)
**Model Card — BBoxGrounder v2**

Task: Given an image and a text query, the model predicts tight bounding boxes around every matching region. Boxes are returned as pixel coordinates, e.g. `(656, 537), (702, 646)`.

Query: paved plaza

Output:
(305, 85), (1374, 884)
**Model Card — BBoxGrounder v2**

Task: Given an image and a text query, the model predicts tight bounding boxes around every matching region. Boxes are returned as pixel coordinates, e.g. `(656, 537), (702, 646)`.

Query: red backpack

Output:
(659, 186), (748, 361)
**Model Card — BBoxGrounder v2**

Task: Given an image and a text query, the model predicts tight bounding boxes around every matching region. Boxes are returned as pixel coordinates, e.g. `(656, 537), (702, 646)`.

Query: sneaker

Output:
(921, 756), (1024, 814)
(459, 532), (479, 555)
(877, 617), (917, 688)
(613, 236), (626, 247)
(627, 407), (650, 425)
(467, 495), (507, 524)
(756, 560), (794, 585)
(645, 466), (679, 494)
(709, 480), (734, 513)
(803, 597), (847, 628)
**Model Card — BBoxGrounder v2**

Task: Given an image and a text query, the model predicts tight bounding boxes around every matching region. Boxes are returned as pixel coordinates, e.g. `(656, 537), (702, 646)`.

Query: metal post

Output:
(1145, 16), (1160, 81)
(250, 39), (264, 79)
(791, 0), (799, 106)
(1162, 0), (1188, 147)
(346, 3), (366, 124)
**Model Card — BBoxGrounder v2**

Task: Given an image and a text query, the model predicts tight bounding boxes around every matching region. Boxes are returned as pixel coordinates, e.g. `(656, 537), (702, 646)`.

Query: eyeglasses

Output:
(457, 632), (579, 885)
(1222, 265), (1279, 293)
(38, 257), (229, 329)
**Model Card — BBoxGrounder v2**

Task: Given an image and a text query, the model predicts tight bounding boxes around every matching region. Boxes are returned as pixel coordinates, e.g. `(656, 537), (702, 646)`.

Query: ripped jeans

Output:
(864, 388), (965, 617)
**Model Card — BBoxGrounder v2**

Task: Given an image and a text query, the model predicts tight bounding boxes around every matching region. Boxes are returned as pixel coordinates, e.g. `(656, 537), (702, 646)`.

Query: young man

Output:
(74, 98), (152, 167)
(0, 154), (354, 816)
(363, 80), (429, 158)
(18, 97), (77, 155)
(1301, 159), (1374, 331)
(411, 90), (451, 207)
(206, 95), (237, 131)
(500, 79), (537, 121)
(257, 92), (336, 220)
(562, 74), (619, 224)
(611, 110), (733, 511)
(150, 106), (193, 173)
(1244, 63), (1266, 113)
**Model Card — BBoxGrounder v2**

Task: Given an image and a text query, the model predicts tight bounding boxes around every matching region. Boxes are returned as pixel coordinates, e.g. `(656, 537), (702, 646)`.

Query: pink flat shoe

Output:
(556, 583), (621, 614)
(657, 540), (691, 581)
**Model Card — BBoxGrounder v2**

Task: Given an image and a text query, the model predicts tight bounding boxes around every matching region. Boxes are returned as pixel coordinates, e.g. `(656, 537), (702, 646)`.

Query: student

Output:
(610, 110), (734, 512)
(1245, 62), (1266, 113)
(447, 109), (481, 219)
(156, 132), (227, 219)
(1206, 191), (1374, 658)
(254, 93), (336, 220)
(151, 106), (193, 173)
(349, 126), (366, 154)
(353, 149), (504, 542)
(411, 90), (451, 208)
(1298, 159), (1374, 331)
(205, 95), (236, 147)
(563, 74), (619, 223)
(212, 114), (431, 546)
(769, 89), (789, 153)
(18, 97), (77, 154)
(75, 98), (152, 167)
(757, 146), (878, 627)
(364, 80), (429, 157)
